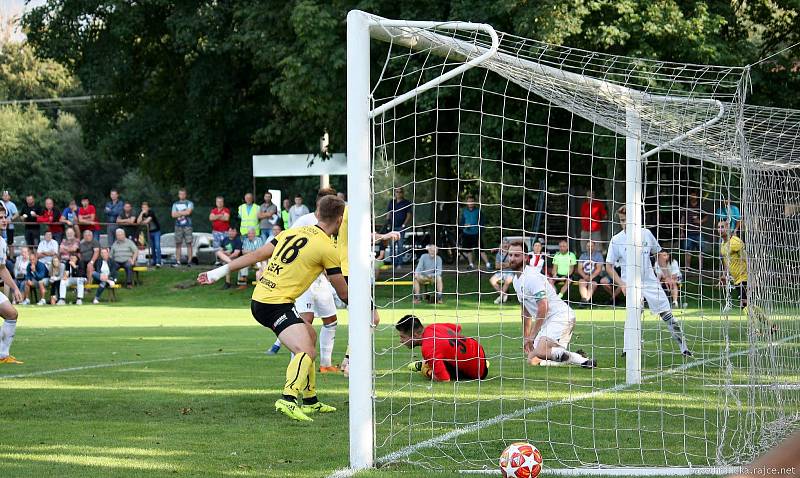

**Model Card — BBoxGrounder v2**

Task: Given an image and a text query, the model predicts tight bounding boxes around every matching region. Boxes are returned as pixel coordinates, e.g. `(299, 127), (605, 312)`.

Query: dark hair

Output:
(179, 188), (187, 193)
(317, 196), (345, 223)
(395, 314), (423, 335)
(110, 189), (118, 194)
(317, 187), (337, 202)
(508, 240), (529, 253)
(141, 201), (149, 207)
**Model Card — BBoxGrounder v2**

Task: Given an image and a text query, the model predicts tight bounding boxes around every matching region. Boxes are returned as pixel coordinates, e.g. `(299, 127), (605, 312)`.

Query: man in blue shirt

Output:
(104, 189), (124, 243)
(459, 195), (491, 270)
(385, 187), (412, 267)
(716, 196), (741, 233)
(60, 199), (80, 240)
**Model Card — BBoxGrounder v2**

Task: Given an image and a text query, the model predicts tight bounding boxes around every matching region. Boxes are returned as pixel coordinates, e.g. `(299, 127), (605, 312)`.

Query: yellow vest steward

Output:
(252, 225), (341, 304)
(238, 203), (260, 236)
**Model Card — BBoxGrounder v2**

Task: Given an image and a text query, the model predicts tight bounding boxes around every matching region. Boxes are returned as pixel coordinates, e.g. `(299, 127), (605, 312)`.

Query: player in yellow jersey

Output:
(718, 220), (773, 334)
(198, 196), (348, 422)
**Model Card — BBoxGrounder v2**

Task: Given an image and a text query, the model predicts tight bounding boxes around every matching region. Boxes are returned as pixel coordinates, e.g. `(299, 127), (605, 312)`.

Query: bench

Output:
(116, 266), (149, 286)
(83, 282), (121, 302)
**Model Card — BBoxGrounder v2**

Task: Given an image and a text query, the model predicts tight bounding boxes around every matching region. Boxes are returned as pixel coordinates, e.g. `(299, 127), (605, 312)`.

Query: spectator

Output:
(19, 194), (42, 246)
(266, 223), (283, 243)
(116, 201), (138, 240)
(576, 240), (612, 306)
(91, 248), (117, 304)
(38, 197), (63, 243)
(280, 198), (291, 228)
(489, 239), (514, 304)
(171, 188), (194, 267)
(209, 196), (230, 249)
(717, 196), (741, 233)
(2, 190), (19, 256)
(104, 189), (124, 240)
(25, 252), (49, 305)
(549, 239), (577, 299)
(78, 196), (101, 241)
(239, 227), (265, 287)
(59, 227), (80, 261)
(137, 202), (162, 268)
(579, 190), (608, 252)
(48, 256), (64, 304)
(654, 251), (682, 308)
(258, 192), (279, 242)
(289, 194), (310, 227)
(386, 187), (413, 267)
(79, 229), (100, 284)
(215, 227), (242, 289)
(60, 199), (80, 239)
(681, 189), (711, 272)
(36, 231), (59, 271)
(237, 192), (259, 237)
(110, 228), (138, 288)
(528, 240), (546, 273)
(12, 247), (30, 303)
(337, 191), (347, 203)
(58, 253), (86, 305)
(413, 244), (444, 304)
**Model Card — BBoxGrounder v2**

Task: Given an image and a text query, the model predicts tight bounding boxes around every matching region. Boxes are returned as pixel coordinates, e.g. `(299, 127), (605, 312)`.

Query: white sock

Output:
(273, 338), (281, 348)
(565, 351), (589, 365)
(0, 319), (17, 358)
(549, 347), (587, 364)
(319, 320), (337, 367)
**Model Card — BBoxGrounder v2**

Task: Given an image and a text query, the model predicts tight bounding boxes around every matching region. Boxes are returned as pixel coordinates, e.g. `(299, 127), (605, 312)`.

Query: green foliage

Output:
(0, 42), (81, 101)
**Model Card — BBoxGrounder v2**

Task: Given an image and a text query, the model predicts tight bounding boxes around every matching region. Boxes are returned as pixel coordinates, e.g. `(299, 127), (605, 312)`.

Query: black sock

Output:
(302, 396), (319, 405)
(282, 394), (297, 403)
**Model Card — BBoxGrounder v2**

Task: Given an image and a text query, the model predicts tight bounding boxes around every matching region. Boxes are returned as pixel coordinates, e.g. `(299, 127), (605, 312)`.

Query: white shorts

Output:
(642, 280), (671, 315)
(0, 291), (7, 305)
(296, 275), (337, 318)
(534, 312), (576, 349)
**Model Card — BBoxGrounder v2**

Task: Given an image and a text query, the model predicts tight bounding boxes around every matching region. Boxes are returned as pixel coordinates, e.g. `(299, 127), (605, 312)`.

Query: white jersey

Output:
(606, 228), (661, 283)
(0, 236), (6, 263)
(290, 211), (331, 291)
(512, 266), (572, 323)
(654, 259), (681, 281)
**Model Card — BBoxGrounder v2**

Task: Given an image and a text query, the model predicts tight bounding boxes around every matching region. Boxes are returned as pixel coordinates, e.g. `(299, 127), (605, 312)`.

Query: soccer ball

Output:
(499, 442), (542, 478)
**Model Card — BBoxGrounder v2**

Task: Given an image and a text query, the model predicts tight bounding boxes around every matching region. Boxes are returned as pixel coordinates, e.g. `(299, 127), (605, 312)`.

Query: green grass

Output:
(0, 268), (796, 477)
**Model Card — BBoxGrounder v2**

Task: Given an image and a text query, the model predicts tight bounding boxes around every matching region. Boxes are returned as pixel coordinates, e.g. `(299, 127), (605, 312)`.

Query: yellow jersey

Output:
(720, 235), (747, 284)
(252, 225), (341, 304)
(338, 205), (349, 276)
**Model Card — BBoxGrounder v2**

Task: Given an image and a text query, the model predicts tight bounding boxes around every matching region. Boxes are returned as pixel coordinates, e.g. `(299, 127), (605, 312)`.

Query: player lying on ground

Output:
(395, 314), (488, 381)
(506, 241), (597, 368)
(198, 195), (347, 422)
(605, 206), (692, 357)
(0, 204), (24, 364)
(718, 220), (774, 334)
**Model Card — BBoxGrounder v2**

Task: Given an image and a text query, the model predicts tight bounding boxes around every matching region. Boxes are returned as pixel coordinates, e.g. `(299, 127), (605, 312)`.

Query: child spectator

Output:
(48, 256), (64, 305)
(78, 197), (101, 241)
(58, 253), (86, 305)
(60, 199), (80, 239)
(489, 239), (514, 304)
(528, 240), (546, 273)
(654, 251), (682, 308)
(576, 240), (612, 306)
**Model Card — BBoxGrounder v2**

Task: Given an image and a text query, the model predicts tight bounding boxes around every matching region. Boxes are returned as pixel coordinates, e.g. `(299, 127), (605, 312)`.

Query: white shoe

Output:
(22, 299), (30, 305)
(106, 279), (116, 288)
(37, 298), (46, 306)
(341, 357), (350, 378)
(76, 299), (83, 305)
(494, 295), (503, 304)
(56, 300), (66, 305)
(502, 293), (509, 303)
(93, 298), (100, 304)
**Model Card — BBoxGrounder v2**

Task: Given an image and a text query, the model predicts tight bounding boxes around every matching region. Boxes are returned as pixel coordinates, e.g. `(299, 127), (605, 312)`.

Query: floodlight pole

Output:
(624, 107), (644, 385)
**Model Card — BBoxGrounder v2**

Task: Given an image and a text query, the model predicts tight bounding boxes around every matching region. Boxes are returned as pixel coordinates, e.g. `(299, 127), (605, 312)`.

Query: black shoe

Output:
(620, 350), (626, 358)
(221, 282), (231, 290)
(682, 350), (693, 357)
(575, 349), (588, 358)
(581, 359), (597, 369)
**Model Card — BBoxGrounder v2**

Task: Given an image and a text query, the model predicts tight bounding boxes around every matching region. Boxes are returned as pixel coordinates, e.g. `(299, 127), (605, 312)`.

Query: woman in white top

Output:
(654, 251), (681, 307)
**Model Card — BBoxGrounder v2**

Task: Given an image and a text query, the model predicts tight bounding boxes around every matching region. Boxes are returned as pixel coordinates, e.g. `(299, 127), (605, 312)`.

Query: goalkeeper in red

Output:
(396, 314), (488, 382)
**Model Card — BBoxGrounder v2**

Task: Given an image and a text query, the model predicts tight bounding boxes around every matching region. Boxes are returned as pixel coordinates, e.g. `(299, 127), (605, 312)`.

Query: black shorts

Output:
(5, 228), (13, 244)
(250, 301), (305, 337)
(737, 281), (748, 306)
(461, 234), (483, 250)
(552, 273), (570, 281)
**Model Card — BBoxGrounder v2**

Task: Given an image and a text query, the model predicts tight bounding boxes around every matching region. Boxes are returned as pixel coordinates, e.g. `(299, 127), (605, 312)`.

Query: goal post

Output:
(345, 9), (800, 476)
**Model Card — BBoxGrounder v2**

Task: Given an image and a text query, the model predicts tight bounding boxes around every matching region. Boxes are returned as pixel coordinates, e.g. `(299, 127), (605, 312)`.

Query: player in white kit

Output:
(507, 242), (596, 368)
(0, 204), (24, 364)
(605, 206), (692, 357)
(266, 188), (341, 372)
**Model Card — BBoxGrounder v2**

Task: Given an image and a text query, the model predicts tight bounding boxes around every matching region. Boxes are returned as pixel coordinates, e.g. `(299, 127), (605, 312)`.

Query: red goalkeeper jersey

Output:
(420, 323), (488, 381)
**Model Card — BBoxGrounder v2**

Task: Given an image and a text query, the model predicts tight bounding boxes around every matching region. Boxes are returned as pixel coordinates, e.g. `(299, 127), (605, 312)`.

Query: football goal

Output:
(345, 10), (800, 476)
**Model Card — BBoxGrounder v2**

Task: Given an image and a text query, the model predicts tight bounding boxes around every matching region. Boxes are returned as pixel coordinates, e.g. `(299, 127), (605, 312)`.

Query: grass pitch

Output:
(0, 268), (795, 477)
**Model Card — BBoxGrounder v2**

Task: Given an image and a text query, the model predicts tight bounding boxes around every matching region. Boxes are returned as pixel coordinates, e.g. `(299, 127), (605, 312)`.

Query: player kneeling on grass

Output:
(0, 204), (24, 364)
(506, 241), (596, 368)
(198, 195), (348, 422)
(396, 314), (488, 382)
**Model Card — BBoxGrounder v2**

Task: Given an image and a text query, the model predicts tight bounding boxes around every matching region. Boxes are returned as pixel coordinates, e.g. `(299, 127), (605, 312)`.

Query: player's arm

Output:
(0, 264), (22, 302)
(328, 272), (348, 305)
(605, 262), (622, 285)
(373, 231), (400, 243)
(198, 240), (276, 284)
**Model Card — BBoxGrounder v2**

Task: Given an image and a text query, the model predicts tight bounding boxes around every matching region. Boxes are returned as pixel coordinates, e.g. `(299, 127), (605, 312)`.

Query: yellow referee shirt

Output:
(720, 235), (747, 285)
(252, 225), (341, 304)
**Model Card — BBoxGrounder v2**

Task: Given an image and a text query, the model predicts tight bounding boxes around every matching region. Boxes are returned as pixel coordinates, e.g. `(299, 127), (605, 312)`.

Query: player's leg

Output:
(435, 276), (443, 303)
(530, 317), (595, 368)
(314, 285), (339, 371)
(274, 323), (317, 421)
(644, 282), (691, 356)
(412, 274), (422, 304)
(0, 293), (22, 363)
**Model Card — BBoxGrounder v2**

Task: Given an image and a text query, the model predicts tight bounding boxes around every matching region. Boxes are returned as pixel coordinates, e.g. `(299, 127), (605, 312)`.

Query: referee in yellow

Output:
(198, 195), (348, 421)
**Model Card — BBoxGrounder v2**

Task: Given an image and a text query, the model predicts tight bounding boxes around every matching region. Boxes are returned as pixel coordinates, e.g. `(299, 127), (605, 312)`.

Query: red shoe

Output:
(319, 365), (340, 374)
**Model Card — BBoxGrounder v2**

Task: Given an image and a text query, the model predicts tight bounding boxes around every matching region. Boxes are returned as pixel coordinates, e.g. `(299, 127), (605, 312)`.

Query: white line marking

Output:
(0, 352), (237, 380)
(326, 333), (800, 478)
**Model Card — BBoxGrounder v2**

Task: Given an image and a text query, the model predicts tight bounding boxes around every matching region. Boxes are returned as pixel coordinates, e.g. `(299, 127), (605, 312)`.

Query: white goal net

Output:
(345, 10), (800, 475)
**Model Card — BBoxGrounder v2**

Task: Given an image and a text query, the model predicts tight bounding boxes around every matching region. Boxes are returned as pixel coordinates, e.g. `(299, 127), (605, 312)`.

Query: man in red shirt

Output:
(396, 314), (488, 382)
(78, 197), (101, 242)
(579, 189), (607, 252)
(208, 196), (231, 250)
(37, 197), (63, 242)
